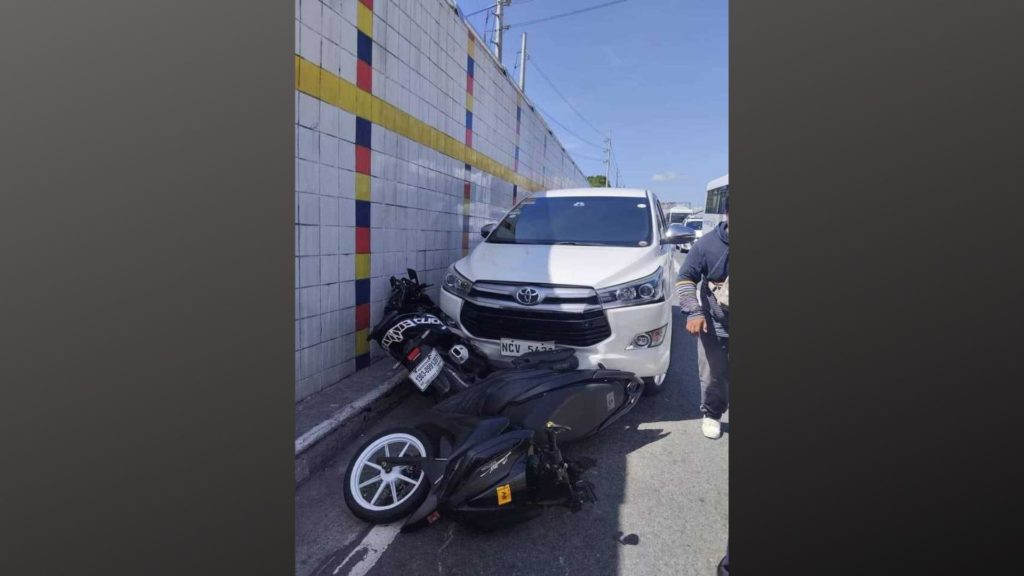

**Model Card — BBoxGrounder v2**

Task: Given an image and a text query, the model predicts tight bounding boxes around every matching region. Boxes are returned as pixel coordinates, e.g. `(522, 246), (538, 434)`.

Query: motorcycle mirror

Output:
(407, 268), (419, 283)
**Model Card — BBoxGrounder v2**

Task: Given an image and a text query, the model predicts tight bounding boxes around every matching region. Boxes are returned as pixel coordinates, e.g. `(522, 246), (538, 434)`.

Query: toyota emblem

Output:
(515, 287), (541, 306)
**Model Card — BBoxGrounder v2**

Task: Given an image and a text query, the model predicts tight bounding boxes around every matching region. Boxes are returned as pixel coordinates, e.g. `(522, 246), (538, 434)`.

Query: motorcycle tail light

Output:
(406, 347), (421, 362)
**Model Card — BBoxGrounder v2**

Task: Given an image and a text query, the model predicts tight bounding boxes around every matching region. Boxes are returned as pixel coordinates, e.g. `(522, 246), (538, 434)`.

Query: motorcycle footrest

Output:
(573, 480), (598, 506)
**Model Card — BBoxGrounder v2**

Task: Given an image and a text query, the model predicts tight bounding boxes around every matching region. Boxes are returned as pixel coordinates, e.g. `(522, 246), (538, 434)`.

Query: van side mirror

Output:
(663, 223), (696, 245)
(480, 223), (496, 238)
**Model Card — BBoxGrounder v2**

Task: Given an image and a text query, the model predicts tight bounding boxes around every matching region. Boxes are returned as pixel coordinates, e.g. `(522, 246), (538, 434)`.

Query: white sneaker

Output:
(702, 416), (722, 439)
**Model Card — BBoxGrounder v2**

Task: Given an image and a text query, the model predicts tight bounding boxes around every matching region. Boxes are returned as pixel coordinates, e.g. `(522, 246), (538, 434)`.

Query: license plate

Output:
(499, 338), (556, 357)
(409, 349), (443, 391)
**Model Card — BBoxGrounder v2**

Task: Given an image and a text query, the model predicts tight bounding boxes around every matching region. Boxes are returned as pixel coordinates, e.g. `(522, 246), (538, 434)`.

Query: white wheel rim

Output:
(350, 433), (426, 512)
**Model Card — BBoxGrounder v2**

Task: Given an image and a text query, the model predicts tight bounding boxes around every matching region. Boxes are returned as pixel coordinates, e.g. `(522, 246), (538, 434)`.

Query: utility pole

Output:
(604, 136), (612, 188)
(493, 1), (507, 61)
(517, 33), (527, 91)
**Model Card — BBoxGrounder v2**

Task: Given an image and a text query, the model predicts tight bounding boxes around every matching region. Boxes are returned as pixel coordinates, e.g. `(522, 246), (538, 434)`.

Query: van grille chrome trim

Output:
(467, 281), (602, 312)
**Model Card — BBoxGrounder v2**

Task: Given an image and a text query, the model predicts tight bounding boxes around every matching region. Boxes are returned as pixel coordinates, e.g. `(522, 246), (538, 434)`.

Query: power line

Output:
(529, 55), (606, 139)
(570, 151), (607, 162)
(464, 5), (493, 18)
(533, 103), (605, 149)
(464, 0), (538, 19)
(507, 0), (628, 30)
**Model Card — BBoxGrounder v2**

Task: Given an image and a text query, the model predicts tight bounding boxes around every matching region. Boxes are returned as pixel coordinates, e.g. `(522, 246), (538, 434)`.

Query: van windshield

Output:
(487, 196), (653, 247)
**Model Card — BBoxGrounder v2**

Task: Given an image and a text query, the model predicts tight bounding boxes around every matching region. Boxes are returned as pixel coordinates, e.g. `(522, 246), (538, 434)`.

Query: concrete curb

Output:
(295, 366), (410, 487)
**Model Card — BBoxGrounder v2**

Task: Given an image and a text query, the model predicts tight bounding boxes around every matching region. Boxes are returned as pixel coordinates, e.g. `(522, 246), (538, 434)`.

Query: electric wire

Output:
(507, 0), (628, 30)
(532, 103), (605, 150)
(528, 55), (606, 139)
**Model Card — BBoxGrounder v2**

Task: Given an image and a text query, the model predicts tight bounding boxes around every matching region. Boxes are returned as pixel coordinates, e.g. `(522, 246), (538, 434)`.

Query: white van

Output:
(439, 188), (693, 394)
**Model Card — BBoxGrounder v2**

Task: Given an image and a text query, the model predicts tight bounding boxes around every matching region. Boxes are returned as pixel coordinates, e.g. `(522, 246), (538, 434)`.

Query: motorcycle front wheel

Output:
(343, 428), (435, 523)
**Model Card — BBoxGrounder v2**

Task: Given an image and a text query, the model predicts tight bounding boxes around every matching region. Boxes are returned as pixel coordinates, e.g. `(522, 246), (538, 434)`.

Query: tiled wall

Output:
(295, 0), (587, 402)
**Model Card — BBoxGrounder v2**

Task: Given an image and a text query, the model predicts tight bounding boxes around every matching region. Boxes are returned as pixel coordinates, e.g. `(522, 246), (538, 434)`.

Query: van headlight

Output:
(598, 267), (665, 309)
(442, 266), (472, 298)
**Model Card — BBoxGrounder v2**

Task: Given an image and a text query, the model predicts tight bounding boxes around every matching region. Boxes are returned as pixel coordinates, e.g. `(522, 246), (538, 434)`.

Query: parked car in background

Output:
(439, 188), (694, 395)
(684, 217), (706, 237)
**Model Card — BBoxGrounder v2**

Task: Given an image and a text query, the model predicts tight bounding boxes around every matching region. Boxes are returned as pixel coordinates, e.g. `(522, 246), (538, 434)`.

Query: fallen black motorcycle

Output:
(342, 364), (644, 532)
(367, 270), (576, 400)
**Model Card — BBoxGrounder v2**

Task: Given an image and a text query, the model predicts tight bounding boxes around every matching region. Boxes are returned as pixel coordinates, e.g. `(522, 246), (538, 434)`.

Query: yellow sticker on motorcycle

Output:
(496, 484), (512, 505)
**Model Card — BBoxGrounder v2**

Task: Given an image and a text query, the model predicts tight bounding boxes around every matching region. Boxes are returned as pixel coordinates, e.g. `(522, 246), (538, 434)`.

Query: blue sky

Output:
(458, 0), (728, 207)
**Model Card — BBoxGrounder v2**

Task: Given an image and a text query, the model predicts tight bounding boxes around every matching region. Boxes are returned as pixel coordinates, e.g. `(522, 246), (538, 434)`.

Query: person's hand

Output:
(686, 316), (708, 335)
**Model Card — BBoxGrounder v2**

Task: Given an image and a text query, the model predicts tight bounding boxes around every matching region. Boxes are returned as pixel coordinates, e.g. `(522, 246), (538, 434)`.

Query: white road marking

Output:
(332, 523), (402, 576)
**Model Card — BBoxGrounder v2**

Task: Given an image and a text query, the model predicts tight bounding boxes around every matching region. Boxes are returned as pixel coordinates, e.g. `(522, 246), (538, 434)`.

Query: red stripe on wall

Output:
(355, 146), (371, 174)
(355, 303), (371, 330)
(355, 227), (371, 253)
(357, 60), (373, 93)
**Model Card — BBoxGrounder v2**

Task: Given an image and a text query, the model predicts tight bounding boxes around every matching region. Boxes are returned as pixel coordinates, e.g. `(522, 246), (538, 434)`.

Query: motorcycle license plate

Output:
(499, 338), (556, 357)
(409, 349), (443, 391)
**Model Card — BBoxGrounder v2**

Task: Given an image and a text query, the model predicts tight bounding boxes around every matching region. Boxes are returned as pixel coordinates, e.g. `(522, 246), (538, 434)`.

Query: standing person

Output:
(676, 204), (729, 439)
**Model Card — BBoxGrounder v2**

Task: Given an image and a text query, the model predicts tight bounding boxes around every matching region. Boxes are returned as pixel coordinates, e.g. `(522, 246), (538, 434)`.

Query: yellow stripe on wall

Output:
(357, 3), (373, 37)
(355, 329), (371, 355)
(355, 254), (371, 279)
(355, 173), (371, 201)
(295, 55), (543, 192)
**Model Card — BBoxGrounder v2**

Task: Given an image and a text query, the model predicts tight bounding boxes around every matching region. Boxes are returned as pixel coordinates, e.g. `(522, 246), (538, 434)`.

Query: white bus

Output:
(703, 174), (729, 230)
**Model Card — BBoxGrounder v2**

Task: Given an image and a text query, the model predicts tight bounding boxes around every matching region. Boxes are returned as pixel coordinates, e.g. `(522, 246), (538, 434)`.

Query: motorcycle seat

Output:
(481, 369), (597, 415)
(448, 416), (510, 459)
(435, 369), (561, 416)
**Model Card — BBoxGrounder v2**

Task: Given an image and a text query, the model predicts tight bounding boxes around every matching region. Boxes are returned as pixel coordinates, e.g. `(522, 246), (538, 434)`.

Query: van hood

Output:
(454, 242), (662, 289)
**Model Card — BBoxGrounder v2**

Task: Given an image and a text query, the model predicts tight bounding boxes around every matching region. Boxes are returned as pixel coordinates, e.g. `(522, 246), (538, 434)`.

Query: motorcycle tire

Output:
(343, 427), (435, 524)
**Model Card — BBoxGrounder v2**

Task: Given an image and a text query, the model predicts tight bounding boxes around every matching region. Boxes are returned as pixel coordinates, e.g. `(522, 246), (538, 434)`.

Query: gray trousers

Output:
(698, 328), (730, 419)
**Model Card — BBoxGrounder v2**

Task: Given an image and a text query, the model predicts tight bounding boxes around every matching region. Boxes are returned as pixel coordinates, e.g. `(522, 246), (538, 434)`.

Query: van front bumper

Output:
(439, 289), (672, 379)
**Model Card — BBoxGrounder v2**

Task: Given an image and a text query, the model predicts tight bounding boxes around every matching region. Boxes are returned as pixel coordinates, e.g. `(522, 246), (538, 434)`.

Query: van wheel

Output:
(642, 374), (668, 396)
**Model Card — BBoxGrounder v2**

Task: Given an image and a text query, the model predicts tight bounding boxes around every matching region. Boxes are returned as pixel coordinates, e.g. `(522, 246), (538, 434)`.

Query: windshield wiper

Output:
(553, 241), (606, 246)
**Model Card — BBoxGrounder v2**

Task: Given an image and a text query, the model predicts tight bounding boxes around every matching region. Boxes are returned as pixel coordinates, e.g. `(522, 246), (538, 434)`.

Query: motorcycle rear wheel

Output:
(344, 428), (435, 523)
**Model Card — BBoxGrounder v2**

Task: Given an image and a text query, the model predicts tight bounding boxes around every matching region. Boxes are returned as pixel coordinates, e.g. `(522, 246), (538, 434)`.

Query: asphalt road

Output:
(296, 305), (729, 576)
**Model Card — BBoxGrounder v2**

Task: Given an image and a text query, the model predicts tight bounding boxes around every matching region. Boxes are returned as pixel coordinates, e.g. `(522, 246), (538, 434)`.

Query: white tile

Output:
(339, 254), (355, 282)
(319, 101), (339, 136)
(320, 196), (340, 226)
(297, 256), (320, 287)
(320, 225), (340, 254)
(298, 93), (320, 128)
(299, 23), (321, 66)
(338, 140), (356, 170)
(338, 108), (357, 143)
(322, 39), (341, 74)
(297, 159), (319, 193)
(339, 225), (356, 253)
(297, 315), (321, 349)
(321, 282), (341, 313)
(340, 280), (355, 309)
(339, 47), (358, 84)
(320, 254), (340, 284)
(296, 286), (321, 319)
(297, 225), (319, 256)
(319, 164), (340, 196)
(297, 192), (319, 224)
(300, 0), (322, 33)
(320, 133), (339, 167)
(297, 126), (319, 162)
